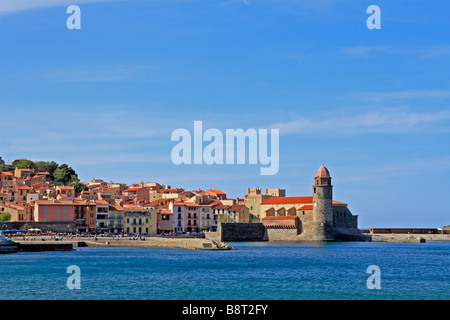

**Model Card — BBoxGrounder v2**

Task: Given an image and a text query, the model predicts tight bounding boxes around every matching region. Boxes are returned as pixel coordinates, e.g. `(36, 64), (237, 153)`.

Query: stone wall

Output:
(218, 222), (267, 241)
(0, 222), (77, 233)
(332, 207), (358, 229)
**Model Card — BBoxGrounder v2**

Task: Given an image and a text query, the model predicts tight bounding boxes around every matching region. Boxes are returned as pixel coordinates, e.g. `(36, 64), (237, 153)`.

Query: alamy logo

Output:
(171, 121), (279, 175)
(66, 265), (81, 290)
(366, 265), (381, 289)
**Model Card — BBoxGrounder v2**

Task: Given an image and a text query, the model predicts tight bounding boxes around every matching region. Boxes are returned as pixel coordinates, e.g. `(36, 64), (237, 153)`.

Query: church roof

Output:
(315, 165), (330, 178)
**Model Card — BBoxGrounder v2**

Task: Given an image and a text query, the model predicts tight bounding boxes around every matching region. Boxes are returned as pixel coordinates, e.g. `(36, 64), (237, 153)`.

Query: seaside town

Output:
(1, 157), (449, 245)
(0, 157), (283, 236)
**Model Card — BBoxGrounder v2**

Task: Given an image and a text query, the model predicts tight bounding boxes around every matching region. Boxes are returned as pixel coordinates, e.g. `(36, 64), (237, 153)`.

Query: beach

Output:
(12, 235), (235, 251)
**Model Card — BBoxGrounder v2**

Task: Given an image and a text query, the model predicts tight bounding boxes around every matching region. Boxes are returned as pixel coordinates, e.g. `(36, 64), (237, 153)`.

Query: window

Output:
(44, 208), (48, 214)
(57, 209), (60, 214)
(257, 206), (259, 210)
(57, 218), (60, 222)
(110, 213), (115, 219)
(44, 218), (47, 222)
(67, 218), (70, 222)
(63, 208), (66, 214)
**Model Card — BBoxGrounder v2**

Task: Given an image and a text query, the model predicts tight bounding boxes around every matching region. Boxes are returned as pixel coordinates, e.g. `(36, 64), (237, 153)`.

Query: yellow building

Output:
(123, 205), (157, 236)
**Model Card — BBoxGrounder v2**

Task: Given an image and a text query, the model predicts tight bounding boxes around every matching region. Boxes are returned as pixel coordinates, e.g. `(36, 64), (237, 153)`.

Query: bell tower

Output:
(312, 165), (334, 241)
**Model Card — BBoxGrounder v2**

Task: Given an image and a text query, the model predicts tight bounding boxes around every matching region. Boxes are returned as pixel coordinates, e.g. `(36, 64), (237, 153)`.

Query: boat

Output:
(0, 231), (19, 254)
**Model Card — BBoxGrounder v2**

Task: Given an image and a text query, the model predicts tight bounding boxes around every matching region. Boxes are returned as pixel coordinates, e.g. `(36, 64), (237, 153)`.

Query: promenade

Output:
(13, 235), (235, 251)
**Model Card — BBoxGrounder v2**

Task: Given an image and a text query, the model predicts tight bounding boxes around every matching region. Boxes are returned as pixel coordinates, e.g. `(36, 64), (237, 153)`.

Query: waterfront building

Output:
(33, 200), (75, 223)
(0, 201), (33, 222)
(157, 207), (173, 234)
(123, 205), (157, 235)
(108, 204), (124, 234)
(244, 188), (270, 223)
(199, 202), (216, 231)
(170, 202), (186, 233)
(95, 200), (110, 233)
(185, 203), (200, 233)
(225, 205), (250, 223)
(260, 166), (359, 241)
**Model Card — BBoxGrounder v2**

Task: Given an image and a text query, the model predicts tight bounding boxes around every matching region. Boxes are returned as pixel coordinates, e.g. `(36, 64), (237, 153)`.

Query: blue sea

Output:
(1, 241), (449, 300)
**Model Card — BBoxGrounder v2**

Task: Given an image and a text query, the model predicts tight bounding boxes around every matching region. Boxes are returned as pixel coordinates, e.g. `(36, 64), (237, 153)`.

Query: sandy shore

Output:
(13, 236), (235, 251)
(369, 233), (450, 242)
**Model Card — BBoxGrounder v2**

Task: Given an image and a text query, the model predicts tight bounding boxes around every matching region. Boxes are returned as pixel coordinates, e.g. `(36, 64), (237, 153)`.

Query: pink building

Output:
(34, 200), (75, 222)
(185, 203), (200, 233)
(122, 186), (150, 203)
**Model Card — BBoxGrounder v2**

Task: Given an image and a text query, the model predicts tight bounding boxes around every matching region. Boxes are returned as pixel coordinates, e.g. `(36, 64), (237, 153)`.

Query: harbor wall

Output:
(0, 222), (77, 233)
(216, 222), (268, 242)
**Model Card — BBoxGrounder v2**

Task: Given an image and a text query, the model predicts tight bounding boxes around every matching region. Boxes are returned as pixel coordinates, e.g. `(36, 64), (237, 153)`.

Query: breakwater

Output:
(15, 237), (234, 251)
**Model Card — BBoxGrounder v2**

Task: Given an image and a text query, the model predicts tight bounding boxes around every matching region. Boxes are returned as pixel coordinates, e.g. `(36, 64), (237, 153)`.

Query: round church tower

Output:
(312, 165), (334, 241)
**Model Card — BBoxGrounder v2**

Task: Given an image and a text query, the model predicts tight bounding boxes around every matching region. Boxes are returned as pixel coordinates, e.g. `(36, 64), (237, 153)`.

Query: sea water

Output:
(0, 241), (448, 300)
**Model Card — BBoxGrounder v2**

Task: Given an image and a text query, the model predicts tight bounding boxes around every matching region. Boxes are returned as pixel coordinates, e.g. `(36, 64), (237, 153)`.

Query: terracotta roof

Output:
(261, 196), (313, 205)
(262, 216), (298, 220)
(123, 186), (144, 192)
(109, 204), (124, 211)
(207, 189), (226, 195)
(213, 205), (229, 210)
(298, 205), (314, 210)
(57, 186), (74, 190)
(227, 204), (245, 211)
(261, 196), (347, 206)
(35, 200), (74, 205)
(17, 185), (32, 190)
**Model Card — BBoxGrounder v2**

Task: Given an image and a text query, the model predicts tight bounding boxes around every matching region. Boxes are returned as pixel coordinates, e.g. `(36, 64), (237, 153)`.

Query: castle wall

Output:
(332, 206), (358, 229)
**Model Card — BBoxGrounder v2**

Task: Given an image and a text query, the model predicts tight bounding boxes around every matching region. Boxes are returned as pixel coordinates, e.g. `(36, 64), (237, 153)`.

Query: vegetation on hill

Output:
(0, 158), (80, 185)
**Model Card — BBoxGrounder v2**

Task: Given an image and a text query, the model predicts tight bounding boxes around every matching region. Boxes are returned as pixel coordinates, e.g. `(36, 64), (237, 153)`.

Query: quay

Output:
(13, 236), (235, 251)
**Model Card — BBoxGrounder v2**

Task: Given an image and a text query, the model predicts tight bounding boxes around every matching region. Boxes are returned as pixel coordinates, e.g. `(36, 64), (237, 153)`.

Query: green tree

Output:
(53, 164), (79, 184)
(34, 161), (58, 177)
(0, 164), (14, 174)
(12, 159), (34, 169)
(0, 212), (11, 222)
(69, 182), (87, 193)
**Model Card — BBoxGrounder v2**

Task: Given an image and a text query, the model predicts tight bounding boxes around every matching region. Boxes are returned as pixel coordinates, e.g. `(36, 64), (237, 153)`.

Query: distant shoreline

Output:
(369, 233), (450, 242)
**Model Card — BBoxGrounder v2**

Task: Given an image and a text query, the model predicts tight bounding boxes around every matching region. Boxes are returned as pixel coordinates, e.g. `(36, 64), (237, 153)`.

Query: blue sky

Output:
(1, 0), (449, 228)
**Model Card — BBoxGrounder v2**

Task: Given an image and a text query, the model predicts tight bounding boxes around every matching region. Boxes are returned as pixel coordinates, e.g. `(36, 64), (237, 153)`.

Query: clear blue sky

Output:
(1, 0), (449, 228)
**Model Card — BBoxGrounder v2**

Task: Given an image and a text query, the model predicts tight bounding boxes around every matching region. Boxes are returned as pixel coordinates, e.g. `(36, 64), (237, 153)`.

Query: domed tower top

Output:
(314, 165), (332, 186)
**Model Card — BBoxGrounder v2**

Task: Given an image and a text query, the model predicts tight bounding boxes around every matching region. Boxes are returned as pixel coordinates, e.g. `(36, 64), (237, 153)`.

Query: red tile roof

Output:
(261, 196), (347, 206)
(261, 196), (313, 205)
(262, 216), (298, 220)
